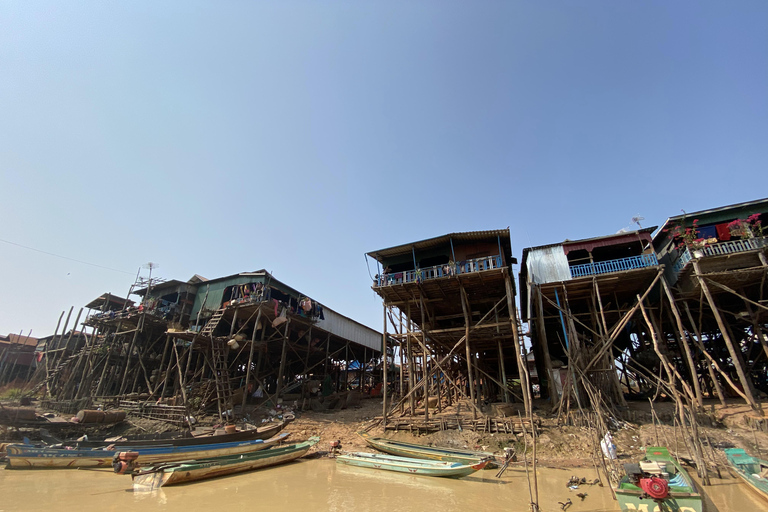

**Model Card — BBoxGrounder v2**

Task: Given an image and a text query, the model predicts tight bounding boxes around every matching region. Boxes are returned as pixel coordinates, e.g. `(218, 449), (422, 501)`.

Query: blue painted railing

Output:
(375, 255), (503, 287)
(672, 237), (767, 275)
(569, 253), (659, 278)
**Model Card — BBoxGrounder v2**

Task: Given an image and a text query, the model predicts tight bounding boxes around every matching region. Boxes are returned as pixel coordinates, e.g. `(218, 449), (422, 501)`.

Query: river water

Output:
(0, 459), (762, 511)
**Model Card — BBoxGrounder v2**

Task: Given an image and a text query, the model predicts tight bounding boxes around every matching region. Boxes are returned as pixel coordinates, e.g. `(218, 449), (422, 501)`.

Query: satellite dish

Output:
(631, 215), (644, 229)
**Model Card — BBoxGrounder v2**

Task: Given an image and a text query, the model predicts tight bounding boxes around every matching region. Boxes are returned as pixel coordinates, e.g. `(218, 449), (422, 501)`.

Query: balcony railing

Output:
(375, 255), (503, 287)
(569, 253), (659, 278)
(672, 237), (768, 274)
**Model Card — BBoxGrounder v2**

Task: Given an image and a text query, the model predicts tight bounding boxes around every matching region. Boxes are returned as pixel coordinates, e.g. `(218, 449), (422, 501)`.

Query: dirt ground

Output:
(284, 397), (768, 470)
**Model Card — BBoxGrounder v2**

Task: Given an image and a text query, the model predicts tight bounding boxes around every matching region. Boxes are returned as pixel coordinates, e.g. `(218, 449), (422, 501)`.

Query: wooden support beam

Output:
(535, 285), (558, 402)
(694, 260), (762, 413)
(504, 269), (531, 417)
(382, 302), (389, 428)
(275, 319), (291, 401)
(459, 284), (477, 420)
(241, 309), (263, 413)
(662, 280), (704, 408)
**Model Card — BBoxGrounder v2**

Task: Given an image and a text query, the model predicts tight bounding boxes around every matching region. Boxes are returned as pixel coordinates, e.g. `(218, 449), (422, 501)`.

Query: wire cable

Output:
(0, 237), (135, 275)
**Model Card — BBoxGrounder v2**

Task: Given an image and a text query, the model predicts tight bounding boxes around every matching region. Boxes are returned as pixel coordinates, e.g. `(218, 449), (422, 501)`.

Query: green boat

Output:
(129, 437), (319, 490)
(336, 451), (488, 478)
(724, 448), (768, 504)
(615, 447), (702, 512)
(358, 431), (499, 468)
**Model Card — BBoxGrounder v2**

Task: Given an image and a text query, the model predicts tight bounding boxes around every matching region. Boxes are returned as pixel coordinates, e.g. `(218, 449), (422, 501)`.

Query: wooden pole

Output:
(382, 302), (389, 428)
(682, 302), (745, 404)
(693, 260), (761, 412)
(535, 286), (558, 401)
(275, 319), (291, 401)
(406, 304), (416, 416)
(44, 311), (65, 392)
(118, 326), (141, 395)
(171, 338), (188, 408)
(459, 284), (477, 419)
(662, 280), (704, 408)
(241, 308), (263, 413)
(418, 296), (429, 422)
(504, 269), (531, 417)
(52, 306), (74, 371)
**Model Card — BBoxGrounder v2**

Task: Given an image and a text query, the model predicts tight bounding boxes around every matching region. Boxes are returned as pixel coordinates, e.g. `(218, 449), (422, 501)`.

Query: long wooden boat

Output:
(615, 447), (702, 512)
(336, 451), (488, 478)
(358, 431), (498, 467)
(130, 437), (319, 490)
(724, 448), (768, 503)
(41, 421), (286, 449)
(5, 433), (290, 469)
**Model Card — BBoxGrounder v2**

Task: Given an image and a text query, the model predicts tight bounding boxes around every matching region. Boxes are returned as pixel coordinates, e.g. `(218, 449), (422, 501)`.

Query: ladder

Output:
(211, 339), (233, 420)
(200, 308), (225, 337)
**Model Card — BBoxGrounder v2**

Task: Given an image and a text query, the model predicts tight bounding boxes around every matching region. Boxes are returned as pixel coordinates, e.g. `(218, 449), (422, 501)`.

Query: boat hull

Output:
(336, 452), (487, 478)
(358, 431), (496, 467)
(615, 489), (702, 512)
(614, 447), (702, 512)
(6, 433), (290, 469)
(132, 438), (318, 489)
(724, 448), (768, 503)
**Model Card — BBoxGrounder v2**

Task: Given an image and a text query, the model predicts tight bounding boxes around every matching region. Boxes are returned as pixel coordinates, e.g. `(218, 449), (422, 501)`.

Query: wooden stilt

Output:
(382, 301), (389, 428)
(504, 269), (531, 417)
(118, 325), (141, 395)
(241, 308), (263, 413)
(535, 286), (558, 402)
(693, 260), (761, 412)
(459, 283), (477, 419)
(275, 319), (291, 401)
(662, 280), (704, 408)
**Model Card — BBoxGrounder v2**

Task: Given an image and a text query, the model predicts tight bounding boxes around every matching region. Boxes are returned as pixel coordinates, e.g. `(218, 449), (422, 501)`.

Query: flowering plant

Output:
(727, 214), (763, 238)
(666, 218), (709, 250)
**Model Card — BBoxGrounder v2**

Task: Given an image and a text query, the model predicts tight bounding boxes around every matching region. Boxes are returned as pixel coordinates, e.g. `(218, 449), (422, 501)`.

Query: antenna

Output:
(141, 262), (162, 301)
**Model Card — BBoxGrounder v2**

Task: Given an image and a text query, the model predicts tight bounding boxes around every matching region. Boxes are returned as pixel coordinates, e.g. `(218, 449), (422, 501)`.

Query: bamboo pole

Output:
(241, 308), (263, 413)
(662, 280), (704, 408)
(535, 286), (558, 402)
(382, 301), (389, 428)
(504, 269), (531, 417)
(459, 284), (477, 419)
(693, 260), (761, 412)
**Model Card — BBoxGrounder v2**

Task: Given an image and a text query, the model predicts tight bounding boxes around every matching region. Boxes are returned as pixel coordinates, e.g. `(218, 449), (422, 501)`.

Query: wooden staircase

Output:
(201, 308), (226, 337)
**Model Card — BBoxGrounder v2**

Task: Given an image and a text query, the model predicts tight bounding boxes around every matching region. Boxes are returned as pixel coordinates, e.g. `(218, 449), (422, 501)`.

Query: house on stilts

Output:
(38, 270), (381, 423)
(366, 229), (532, 432)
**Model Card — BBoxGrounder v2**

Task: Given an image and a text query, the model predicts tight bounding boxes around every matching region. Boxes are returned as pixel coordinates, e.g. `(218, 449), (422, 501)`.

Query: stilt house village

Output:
(3, 197), (768, 508)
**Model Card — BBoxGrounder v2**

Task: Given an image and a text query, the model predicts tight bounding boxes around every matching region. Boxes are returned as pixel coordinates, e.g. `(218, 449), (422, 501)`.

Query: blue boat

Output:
(725, 448), (768, 504)
(5, 432), (290, 469)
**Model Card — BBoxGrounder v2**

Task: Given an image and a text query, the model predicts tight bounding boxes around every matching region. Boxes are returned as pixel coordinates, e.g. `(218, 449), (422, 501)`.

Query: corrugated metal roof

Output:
(315, 306), (381, 352)
(367, 229), (511, 261)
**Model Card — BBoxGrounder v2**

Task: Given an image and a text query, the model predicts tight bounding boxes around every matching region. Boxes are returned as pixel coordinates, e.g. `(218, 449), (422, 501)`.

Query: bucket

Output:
(224, 425), (237, 434)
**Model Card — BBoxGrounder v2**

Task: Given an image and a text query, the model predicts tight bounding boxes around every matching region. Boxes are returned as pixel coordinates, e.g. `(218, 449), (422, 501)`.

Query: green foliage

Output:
(0, 388), (25, 400)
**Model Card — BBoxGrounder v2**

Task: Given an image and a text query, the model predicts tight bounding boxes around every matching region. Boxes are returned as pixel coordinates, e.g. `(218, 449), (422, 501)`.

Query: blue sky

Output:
(1, 1), (767, 337)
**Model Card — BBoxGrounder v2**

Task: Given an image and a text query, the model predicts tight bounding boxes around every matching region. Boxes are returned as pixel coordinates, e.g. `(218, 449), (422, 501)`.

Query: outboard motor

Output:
(112, 451), (139, 475)
(639, 477), (669, 500)
(623, 463), (669, 501)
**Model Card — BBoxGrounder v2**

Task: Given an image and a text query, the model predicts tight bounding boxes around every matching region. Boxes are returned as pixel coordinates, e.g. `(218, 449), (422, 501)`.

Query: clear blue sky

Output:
(1, 1), (767, 338)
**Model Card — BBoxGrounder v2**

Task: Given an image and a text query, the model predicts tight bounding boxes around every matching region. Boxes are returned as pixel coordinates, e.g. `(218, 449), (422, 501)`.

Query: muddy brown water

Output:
(0, 459), (762, 511)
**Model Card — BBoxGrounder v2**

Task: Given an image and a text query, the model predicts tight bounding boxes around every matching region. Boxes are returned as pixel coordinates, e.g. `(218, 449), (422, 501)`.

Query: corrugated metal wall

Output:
(526, 246), (571, 285)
